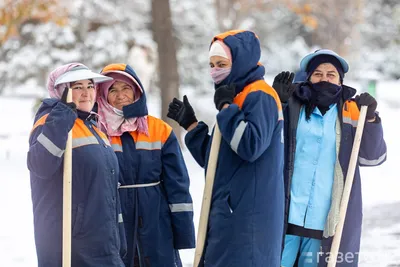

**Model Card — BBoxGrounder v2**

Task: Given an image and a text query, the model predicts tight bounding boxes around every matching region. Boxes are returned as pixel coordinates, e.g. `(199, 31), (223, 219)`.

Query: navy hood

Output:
(100, 63), (148, 119)
(211, 30), (265, 94)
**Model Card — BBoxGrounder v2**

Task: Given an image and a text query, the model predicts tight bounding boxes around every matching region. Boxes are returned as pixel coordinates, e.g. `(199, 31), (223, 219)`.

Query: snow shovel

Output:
(63, 88), (73, 267)
(193, 123), (222, 267)
(327, 105), (368, 267)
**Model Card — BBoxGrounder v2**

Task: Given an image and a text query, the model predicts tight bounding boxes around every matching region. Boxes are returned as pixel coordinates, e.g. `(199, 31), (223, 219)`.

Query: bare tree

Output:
(214, 0), (274, 32)
(308, 1), (356, 56)
(213, 0), (361, 60)
(285, 0), (360, 58)
(0, 0), (68, 45)
(151, 0), (181, 143)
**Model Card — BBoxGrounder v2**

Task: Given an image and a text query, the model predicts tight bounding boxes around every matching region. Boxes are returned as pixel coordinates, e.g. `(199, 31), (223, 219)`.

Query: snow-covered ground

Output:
(0, 81), (399, 266)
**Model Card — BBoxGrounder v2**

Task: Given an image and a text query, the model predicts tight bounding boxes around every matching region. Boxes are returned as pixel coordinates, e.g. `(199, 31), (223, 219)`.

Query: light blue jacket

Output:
(288, 105), (338, 230)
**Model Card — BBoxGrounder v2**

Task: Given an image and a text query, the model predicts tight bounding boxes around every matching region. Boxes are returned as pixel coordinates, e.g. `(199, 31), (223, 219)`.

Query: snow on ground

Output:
(0, 82), (399, 266)
(0, 98), (37, 266)
(360, 202), (400, 266)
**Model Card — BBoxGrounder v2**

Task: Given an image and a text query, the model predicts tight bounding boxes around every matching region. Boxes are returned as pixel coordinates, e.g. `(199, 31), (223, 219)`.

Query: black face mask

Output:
(310, 81), (342, 109)
(295, 81), (342, 120)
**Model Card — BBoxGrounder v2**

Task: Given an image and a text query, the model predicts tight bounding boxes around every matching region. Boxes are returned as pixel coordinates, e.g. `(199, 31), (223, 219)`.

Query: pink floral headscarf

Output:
(97, 72), (148, 136)
(46, 62), (86, 99)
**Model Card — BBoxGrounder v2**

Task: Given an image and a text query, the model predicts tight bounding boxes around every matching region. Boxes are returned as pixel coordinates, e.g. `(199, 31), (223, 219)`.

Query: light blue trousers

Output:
(281, 234), (321, 267)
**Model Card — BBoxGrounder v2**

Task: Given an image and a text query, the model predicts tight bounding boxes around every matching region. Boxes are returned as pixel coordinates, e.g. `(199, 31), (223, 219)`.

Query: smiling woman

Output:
(96, 63), (195, 267)
(27, 63), (126, 267)
(107, 81), (135, 110)
(70, 79), (95, 112)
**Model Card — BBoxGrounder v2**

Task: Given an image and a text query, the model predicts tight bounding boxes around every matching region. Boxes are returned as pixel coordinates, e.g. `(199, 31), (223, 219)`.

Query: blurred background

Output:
(0, 0), (399, 266)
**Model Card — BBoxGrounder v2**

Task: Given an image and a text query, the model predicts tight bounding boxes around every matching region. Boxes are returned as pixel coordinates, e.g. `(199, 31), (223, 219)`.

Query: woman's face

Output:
(309, 63), (341, 85)
(209, 56), (232, 69)
(107, 81), (135, 110)
(70, 79), (95, 112)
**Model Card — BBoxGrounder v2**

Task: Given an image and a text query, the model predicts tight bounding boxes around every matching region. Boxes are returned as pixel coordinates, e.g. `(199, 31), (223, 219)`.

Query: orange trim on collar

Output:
(212, 30), (259, 43)
(101, 63), (127, 74)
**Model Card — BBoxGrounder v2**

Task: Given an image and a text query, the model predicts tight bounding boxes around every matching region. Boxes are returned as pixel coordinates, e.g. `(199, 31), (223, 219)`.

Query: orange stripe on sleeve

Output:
(31, 114), (92, 138)
(30, 114), (49, 134)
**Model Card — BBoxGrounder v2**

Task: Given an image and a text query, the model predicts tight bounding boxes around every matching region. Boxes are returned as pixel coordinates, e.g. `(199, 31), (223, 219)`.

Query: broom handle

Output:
(327, 105), (368, 267)
(62, 88), (73, 267)
(193, 123), (222, 267)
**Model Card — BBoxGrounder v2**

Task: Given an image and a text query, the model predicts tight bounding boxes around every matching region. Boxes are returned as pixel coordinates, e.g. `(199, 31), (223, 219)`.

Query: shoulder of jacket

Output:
(246, 80), (283, 111)
(146, 116), (173, 143)
(147, 115), (172, 130)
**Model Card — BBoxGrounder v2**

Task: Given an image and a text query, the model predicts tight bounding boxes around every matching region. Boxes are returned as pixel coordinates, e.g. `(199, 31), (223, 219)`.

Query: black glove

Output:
(214, 84), (236, 111)
(167, 95), (198, 130)
(60, 87), (77, 113)
(272, 71), (295, 103)
(354, 92), (377, 120)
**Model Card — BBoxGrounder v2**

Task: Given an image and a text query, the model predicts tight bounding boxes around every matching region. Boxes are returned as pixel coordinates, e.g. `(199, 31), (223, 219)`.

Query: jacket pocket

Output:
(118, 214), (127, 258)
(227, 195), (234, 214)
(72, 203), (84, 236)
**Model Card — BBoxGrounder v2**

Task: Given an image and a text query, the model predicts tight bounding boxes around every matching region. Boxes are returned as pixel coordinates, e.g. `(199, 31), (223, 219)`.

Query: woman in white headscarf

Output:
(27, 63), (126, 267)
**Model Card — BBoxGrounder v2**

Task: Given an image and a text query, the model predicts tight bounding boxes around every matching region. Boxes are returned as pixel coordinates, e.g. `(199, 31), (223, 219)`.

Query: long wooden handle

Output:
(328, 105), (368, 267)
(193, 123), (222, 267)
(62, 89), (73, 267)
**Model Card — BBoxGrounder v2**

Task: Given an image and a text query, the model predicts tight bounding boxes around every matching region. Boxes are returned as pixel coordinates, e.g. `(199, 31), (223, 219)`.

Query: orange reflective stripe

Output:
(129, 116), (172, 145)
(129, 131), (138, 143)
(71, 120), (100, 148)
(110, 136), (123, 152)
(93, 127), (110, 146)
(233, 85), (250, 109)
(342, 100), (360, 126)
(72, 120), (94, 138)
(348, 101), (360, 121)
(233, 80), (283, 120)
(150, 116), (172, 144)
(342, 101), (360, 120)
(102, 63), (127, 74)
(31, 115), (107, 148)
(31, 114), (49, 134)
(110, 136), (122, 146)
(93, 127), (107, 139)
(32, 115), (93, 139)
(109, 117), (172, 150)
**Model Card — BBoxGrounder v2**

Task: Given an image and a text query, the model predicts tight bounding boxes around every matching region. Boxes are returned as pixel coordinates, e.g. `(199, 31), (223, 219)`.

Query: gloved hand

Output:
(272, 71), (295, 103)
(167, 95), (198, 130)
(354, 92), (377, 120)
(61, 86), (77, 113)
(214, 84), (236, 111)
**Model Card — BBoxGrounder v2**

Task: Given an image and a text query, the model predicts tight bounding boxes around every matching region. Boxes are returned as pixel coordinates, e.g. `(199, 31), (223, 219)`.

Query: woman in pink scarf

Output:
(97, 63), (195, 267)
(28, 63), (126, 267)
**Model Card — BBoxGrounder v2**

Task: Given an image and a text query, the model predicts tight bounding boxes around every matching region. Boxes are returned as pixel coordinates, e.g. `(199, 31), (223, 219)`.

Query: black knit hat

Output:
(306, 55), (345, 82)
